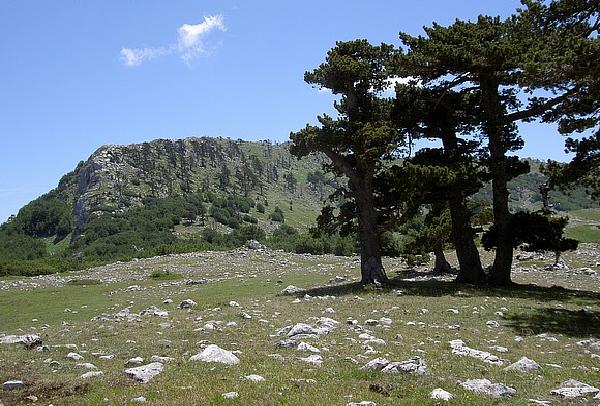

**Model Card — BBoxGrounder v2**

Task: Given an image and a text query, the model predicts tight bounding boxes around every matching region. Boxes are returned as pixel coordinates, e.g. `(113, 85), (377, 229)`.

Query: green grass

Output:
(569, 208), (600, 222)
(565, 225), (600, 243)
(66, 278), (103, 286)
(149, 269), (183, 280)
(1, 250), (599, 405)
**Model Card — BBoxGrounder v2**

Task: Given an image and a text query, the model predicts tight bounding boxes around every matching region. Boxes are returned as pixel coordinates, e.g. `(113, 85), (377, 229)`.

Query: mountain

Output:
(0, 137), (336, 274)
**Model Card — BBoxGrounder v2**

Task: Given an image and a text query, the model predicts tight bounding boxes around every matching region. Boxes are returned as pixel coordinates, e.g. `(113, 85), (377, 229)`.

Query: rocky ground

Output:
(1, 245), (599, 405)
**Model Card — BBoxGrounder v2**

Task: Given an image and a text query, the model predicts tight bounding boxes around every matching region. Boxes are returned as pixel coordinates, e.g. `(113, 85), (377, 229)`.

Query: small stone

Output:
(126, 357), (144, 366)
(80, 371), (104, 379)
(244, 374), (265, 382)
(67, 352), (84, 361)
(381, 357), (427, 375)
(179, 299), (197, 309)
(430, 388), (453, 401)
(300, 354), (323, 366)
(460, 379), (516, 398)
(131, 396), (147, 403)
(150, 356), (174, 363)
(280, 285), (302, 295)
(222, 392), (239, 400)
(125, 362), (164, 384)
(551, 379), (599, 398)
(505, 357), (540, 373)
(189, 344), (240, 365)
(3, 380), (25, 390)
(297, 342), (320, 353)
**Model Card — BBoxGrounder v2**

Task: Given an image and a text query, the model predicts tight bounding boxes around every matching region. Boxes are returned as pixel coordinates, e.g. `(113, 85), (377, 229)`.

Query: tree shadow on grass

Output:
(295, 275), (600, 305)
(504, 307), (600, 338)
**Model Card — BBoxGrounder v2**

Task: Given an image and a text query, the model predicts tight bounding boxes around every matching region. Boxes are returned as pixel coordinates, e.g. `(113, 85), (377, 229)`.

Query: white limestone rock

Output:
(449, 339), (503, 366)
(179, 299), (197, 310)
(80, 371), (104, 379)
(3, 380), (25, 391)
(222, 392), (239, 399)
(125, 362), (164, 384)
(297, 342), (320, 353)
(550, 379), (599, 398)
(430, 388), (453, 401)
(189, 344), (240, 365)
(381, 357), (427, 375)
(505, 357), (540, 373)
(460, 379), (516, 398)
(244, 374), (265, 382)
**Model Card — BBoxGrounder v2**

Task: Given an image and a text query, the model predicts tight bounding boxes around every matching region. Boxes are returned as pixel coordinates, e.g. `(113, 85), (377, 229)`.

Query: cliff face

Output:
(59, 136), (325, 235)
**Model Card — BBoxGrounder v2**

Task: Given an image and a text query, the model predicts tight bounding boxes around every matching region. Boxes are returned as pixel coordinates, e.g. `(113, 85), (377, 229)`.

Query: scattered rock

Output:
(244, 374), (265, 382)
(505, 357), (540, 373)
(189, 344), (240, 365)
(125, 362), (164, 384)
(126, 357), (144, 366)
(449, 340), (503, 366)
(3, 380), (25, 391)
(222, 392), (239, 400)
(140, 306), (169, 318)
(430, 388), (453, 401)
(459, 379), (516, 398)
(381, 357), (427, 375)
(80, 371), (104, 379)
(150, 356), (175, 363)
(0, 334), (42, 349)
(280, 285), (302, 295)
(67, 352), (84, 361)
(550, 379), (599, 398)
(300, 354), (323, 366)
(361, 358), (390, 371)
(179, 299), (197, 310)
(297, 342), (320, 353)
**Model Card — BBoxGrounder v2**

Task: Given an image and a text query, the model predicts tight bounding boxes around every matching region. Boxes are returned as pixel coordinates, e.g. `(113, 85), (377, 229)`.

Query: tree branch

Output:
(505, 86), (581, 122)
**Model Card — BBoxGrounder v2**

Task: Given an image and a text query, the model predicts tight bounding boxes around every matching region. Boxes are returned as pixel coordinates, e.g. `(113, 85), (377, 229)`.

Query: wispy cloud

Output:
(120, 15), (226, 67)
(120, 46), (172, 67)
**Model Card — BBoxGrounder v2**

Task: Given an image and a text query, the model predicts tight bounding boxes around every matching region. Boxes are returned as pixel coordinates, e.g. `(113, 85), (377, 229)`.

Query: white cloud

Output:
(120, 46), (172, 67)
(121, 15), (226, 67)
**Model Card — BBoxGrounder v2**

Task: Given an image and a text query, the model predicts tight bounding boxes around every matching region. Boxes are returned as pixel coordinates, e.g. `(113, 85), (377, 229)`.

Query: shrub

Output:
(269, 206), (284, 222)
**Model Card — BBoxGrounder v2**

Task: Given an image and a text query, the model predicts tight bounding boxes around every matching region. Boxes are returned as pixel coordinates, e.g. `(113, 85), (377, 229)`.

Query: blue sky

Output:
(0, 1), (572, 222)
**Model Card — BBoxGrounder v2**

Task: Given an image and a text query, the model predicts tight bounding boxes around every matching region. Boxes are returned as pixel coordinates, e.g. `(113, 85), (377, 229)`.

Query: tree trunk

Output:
(354, 180), (389, 285)
(481, 76), (513, 286)
(440, 130), (485, 284)
(433, 246), (451, 274)
(447, 191), (485, 283)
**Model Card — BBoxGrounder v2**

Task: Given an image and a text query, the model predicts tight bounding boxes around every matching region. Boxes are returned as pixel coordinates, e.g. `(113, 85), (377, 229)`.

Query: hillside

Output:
(1, 136), (598, 276)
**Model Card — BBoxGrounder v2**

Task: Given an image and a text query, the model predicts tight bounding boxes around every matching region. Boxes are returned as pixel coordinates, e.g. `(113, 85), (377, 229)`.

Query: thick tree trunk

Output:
(481, 76), (514, 286)
(440, 130), (485, 284)
(447, 191), (485, 283)
(354, 180), (389, 285)
(433, 246), (451, 274)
